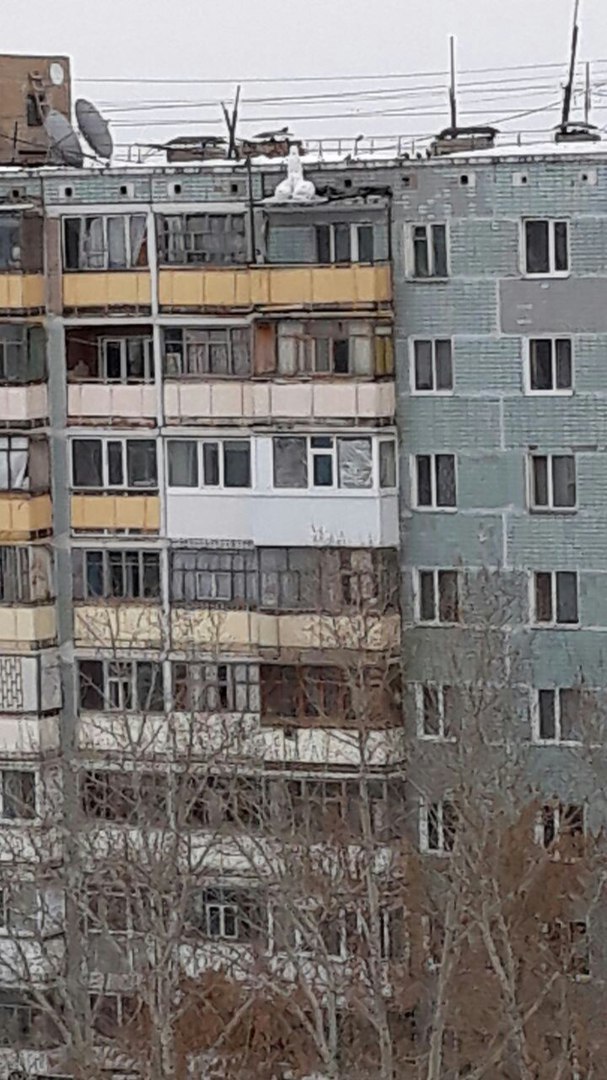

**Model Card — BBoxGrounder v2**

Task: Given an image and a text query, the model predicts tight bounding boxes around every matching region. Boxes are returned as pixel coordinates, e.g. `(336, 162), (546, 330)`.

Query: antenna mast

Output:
(561, 0), (580, 128)
(449, 35), (458, 129)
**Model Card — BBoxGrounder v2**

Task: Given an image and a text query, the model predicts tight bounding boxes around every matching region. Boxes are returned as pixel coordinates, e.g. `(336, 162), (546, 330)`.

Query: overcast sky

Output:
(3, 0), (607, 153)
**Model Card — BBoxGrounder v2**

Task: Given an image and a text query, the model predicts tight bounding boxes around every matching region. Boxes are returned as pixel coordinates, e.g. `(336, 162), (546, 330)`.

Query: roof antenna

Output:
(556, 0), (600, 141)
(449, 35), (457, 130)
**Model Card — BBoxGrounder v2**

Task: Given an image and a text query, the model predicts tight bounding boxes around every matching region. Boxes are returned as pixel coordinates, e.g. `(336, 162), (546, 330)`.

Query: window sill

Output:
(529, 623), (580, 630)
(531, 739), (582, 747)
(417, 734), (457, 743)
(525, 389), (574, 397)
(413, 505), (458, 513)
(529, 507), (577, 515)
(408, 276), (450, 284)
(522, 272), (571, 280)
(411, 389), (455, 397)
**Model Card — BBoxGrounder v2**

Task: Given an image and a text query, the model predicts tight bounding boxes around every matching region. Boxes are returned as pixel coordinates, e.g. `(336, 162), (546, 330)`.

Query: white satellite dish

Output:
(43, 109), (84, 168)
(75, 98), (113, 161)
(49, 62), (65, 87)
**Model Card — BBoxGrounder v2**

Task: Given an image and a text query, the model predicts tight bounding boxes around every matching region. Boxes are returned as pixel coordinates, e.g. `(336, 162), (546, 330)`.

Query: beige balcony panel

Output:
(71, 495), (160, 532)
(171, 608), (254, 651)
(261, 726), (406, 766)
(0, 605), (56, 648)
(74, 604), (163, 649)
(68, 383), (157, 419)
(0, 274), (44, 310)
(0, 384), (48, 422)
(0, 494), (52, 539)
(0, 716), (59, 755)
(158, 265), (392, 310)
(164, 378), (395, 422)
(275, 612), (401, 651)
(63, 272), (151, 310)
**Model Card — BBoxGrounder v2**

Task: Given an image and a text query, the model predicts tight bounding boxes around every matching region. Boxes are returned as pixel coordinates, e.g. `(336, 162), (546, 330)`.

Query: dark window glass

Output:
(72, 440), (102, 488)
(529, 340), (553, 390)
(316, 225), (331, 263)
(107, 441), (123, 486)
(357, 225), (374, 263)
(419, 571), (435, 621)
(313, 452), (333, 487)
(203, 443), (220, 486)
(534, 572), (553, 622)
(556, 571), (578, 624)
(413, 226), (429, 277)
(436, 455), (456, 507)
(532, 457), (549, 506)
(422, 687), (440, 736)
(552, 456), (576, 508)
(334, 223), (351, 263)
(555, 339), (572, 389)
(435, 340), (453, 390)
(79, 660), (104, 710)
(223, 441), (251, 488)
(414, 341), (433, 390)
(538, 689), (556, 739)
(438, 571), (459, 622)
(127, 440), (157, 488)
(432, 225), (448, 277)
(416, 455), (432, 506)
(85, 551), (104, 598)
(525, 220), (550, 274)
(554, 221), (569, 272)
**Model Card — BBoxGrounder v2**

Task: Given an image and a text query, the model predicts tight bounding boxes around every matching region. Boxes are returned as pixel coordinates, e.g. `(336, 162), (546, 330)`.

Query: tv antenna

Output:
(449, 35), (457, 129)
(555, 0), (600, 141)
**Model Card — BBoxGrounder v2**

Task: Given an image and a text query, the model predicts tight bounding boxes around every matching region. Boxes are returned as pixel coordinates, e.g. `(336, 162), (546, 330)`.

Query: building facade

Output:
(0, 125), (604, 1070)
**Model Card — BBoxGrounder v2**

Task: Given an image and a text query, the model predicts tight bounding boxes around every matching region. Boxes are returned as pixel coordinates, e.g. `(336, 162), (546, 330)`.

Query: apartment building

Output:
(0, 142), (409, 1074)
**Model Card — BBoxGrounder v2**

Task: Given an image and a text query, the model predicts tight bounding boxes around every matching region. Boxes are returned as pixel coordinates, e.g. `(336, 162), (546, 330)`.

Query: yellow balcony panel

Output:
(75, 604), (163, 649)
(71, 495), (159, 533)
(0, 604), (55, 649)
(0, 274), (44, 311)
(275, 612), (401, 651)
(0, 494), (52, 539)
(158, 264), (392, 311)
(62, 272), (151, 311)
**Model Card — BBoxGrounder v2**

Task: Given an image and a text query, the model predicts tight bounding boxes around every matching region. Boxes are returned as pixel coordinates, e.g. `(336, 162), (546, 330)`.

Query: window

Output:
(420, 799), (457, 853)
(0, 771), (36, 820)
(412, 340), (453, 392)
(0, 547), (48, 603)
(163, 326), (250, 377)
(0, 436), (29, 490)
(0, 990), (37, 1046)
(537, 803), (584, 849)
(529, 454), (576, 510)
(78, 660), (165, 713)
(261, 665), (353, 724)
(167, 439), (251, 489)
(527, 339), (572, 393)
(183, 774), (263, 831)
(416, 684), (454, 739)
(411, 224), (448, 277)
(81, 770), (167, 823)
(71, 439), (157, 490)
(533, 688), (581, 744)
(275, 319), (384, 377)
(73, 549), (161, 601)
(26, 94), (42, 127)
(544, 920), (590, 978)
(416, 570), (460, 624)
(272, 435), (383, 490)
(189, 888), (261, 942)
(63, 215), (148, 270)
(524, 220), (569, 276)
(379, 439), (397, 489)
(271, 776), (404, 841)
(532, 571), (578, 625)
(99, 337), (154, 383)
(170, 548), (257, 605)
(171, 662), (258, 713)
(414, 454), (456, 508)
(89, 993), (139, 1038)
(0, 327), (45, 384)
(315, 222), (376, 264)
(158, 213), (247, 265)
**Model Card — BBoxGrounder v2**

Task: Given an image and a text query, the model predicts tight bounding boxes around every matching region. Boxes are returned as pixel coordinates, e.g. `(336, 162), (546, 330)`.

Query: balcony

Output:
(0, 494), (52, 539)
(68, 383), (157, 420)
(164, 380), (395, 423)
(63, 271), (152, 312)
(0, 384), (47, 423)
(0, 274), (44, 312)
(71, 494), (160, 533)
(170, 609), (400, 653)
(158, 264), (392, 311)
(0, 604), (56, 649)
(74, 603), (163, 649)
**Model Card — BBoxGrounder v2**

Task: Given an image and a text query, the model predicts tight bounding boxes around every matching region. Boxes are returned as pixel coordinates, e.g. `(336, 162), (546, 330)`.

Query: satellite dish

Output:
(43, 109), (84, 168)
(75, 98), (113, 161)
(49, 61), (65, 86)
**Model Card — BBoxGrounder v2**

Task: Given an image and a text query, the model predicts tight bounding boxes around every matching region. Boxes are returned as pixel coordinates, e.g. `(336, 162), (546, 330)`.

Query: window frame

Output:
(99, 335), (154, 384)
(415, 683), (455, 741)
(75, 548), (161, 602)
(419, 798), (456, 855)
(70, 437), (158, 492)
(409, 223), (449, 279)
(530, 570), (579, 627)
(413, 453), (457, 510)
(163, 325), (251, 378)
(315, 222), (377, 266)
(414, 569), (460, 625)
(531, 687), (582, 745)
(524, 337), (574, 395)
(522, 218), (570, 278)
(78, 658), (166, 714)
(271, 434), (395, 493)
(0, 769), (37, 822)
(166, 437), (252, 491)
(0, 435), (30, 492)
(528, 453), (577, 512)
(63, 214), (148, 272)
(535, 802), (585, 850)
(159, 212), (248, 267)
(410, 338), (454, 394)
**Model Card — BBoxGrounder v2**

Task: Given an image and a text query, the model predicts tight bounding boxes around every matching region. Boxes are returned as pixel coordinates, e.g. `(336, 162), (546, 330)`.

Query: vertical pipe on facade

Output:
(43, 200), (85, 1025)
(147, 206), (171, 704)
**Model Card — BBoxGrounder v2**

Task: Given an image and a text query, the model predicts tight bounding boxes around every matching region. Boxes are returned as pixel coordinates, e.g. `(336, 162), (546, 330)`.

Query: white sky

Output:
(3, 0), (607, 154)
